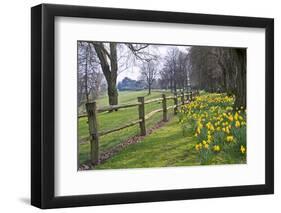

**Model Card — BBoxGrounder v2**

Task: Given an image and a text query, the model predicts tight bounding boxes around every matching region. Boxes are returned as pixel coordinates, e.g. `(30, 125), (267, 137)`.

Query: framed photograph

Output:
(31, 3), (274, 209)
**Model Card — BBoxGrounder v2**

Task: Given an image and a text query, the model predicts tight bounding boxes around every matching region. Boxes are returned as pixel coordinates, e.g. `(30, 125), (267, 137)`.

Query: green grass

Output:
(79, 90), (245, 168)
(95, 117), (200, 169)
(94, 115), (245, 169)
(79, 90), (174, 164)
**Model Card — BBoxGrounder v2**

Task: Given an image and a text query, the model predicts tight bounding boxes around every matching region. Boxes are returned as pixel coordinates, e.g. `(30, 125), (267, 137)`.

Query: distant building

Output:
(117, 77), (145, 91)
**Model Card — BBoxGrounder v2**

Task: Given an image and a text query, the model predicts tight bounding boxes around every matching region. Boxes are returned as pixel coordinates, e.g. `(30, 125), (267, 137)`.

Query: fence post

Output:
(86, 102), (99, 166)
(181, 92), (185, 105)
(173, 92), (178, 115)
(162, 94), (168, 122)
(138, 97), (146, 136)
(190, 91), (193, 101)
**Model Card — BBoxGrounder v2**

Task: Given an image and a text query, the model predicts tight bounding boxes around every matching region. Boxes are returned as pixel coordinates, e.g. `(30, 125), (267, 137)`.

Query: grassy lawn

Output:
(79, 90), (246, 168)
(95, 116), (199, 169)
(95, 116), (245, 169)
(79, 90), (174, 164)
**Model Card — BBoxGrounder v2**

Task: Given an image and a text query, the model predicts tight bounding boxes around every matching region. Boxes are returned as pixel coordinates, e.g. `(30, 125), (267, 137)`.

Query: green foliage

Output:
(197, 148), (212, 165)
(179, 93), (247, 165)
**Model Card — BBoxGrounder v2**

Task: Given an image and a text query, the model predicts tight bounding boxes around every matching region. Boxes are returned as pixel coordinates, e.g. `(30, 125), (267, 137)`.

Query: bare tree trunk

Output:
(218, 61), (228, 93)
(93, 43), (118, 107)
(84, 45), (89, 102)
(109, 43), (118, 106)
(173, 70), (177, 93)
(148, 84), (151, 95)
(170, 79), (173, 92)
(234, 49), (246, 109)
(107, 80), (118, 105)
(173, 79), (177, 93)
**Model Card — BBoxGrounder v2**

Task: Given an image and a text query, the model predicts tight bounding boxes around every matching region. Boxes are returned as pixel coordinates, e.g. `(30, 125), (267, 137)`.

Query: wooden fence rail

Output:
(82, 90), (199, 165)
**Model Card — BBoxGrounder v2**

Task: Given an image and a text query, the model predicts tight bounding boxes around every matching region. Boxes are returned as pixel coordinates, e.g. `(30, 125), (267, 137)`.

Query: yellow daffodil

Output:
(195, 143), (202, 151)
(213, 145), (220, 152)
(226, 135), (234, 142)
(235, 121), (241, 128)
(240, 145), (246, 154)
(228, 115), (234, 121)
(197, 122), (203, 129)
(179, 93), (246, 161)
(225, 127), (230, 134)
(234, 112), (239, 121)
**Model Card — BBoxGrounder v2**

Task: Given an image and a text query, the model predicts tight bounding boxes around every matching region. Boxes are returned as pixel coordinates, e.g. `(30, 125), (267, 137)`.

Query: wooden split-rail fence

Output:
(79, 91), (199, 165)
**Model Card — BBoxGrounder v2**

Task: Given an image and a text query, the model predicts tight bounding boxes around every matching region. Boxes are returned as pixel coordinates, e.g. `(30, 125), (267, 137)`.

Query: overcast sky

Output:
(117, 45), (189, 82)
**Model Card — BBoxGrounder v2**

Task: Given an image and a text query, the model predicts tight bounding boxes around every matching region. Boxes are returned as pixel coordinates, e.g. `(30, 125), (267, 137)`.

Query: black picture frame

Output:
(31, 3), (274, 209)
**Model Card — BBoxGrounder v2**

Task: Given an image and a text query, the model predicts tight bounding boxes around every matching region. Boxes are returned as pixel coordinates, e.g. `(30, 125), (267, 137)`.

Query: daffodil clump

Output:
(179, 93), (246, 165)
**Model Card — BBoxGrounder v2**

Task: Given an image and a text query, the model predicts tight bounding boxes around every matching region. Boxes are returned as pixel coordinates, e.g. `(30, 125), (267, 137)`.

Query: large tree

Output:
(161, 48), (189, 92)
(231, 49), (246, 108)
(77, 41), (105, 106)
(92, 42), (156, 106)
(187, 46), (247, 108)
(140, 61), (158, 95)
